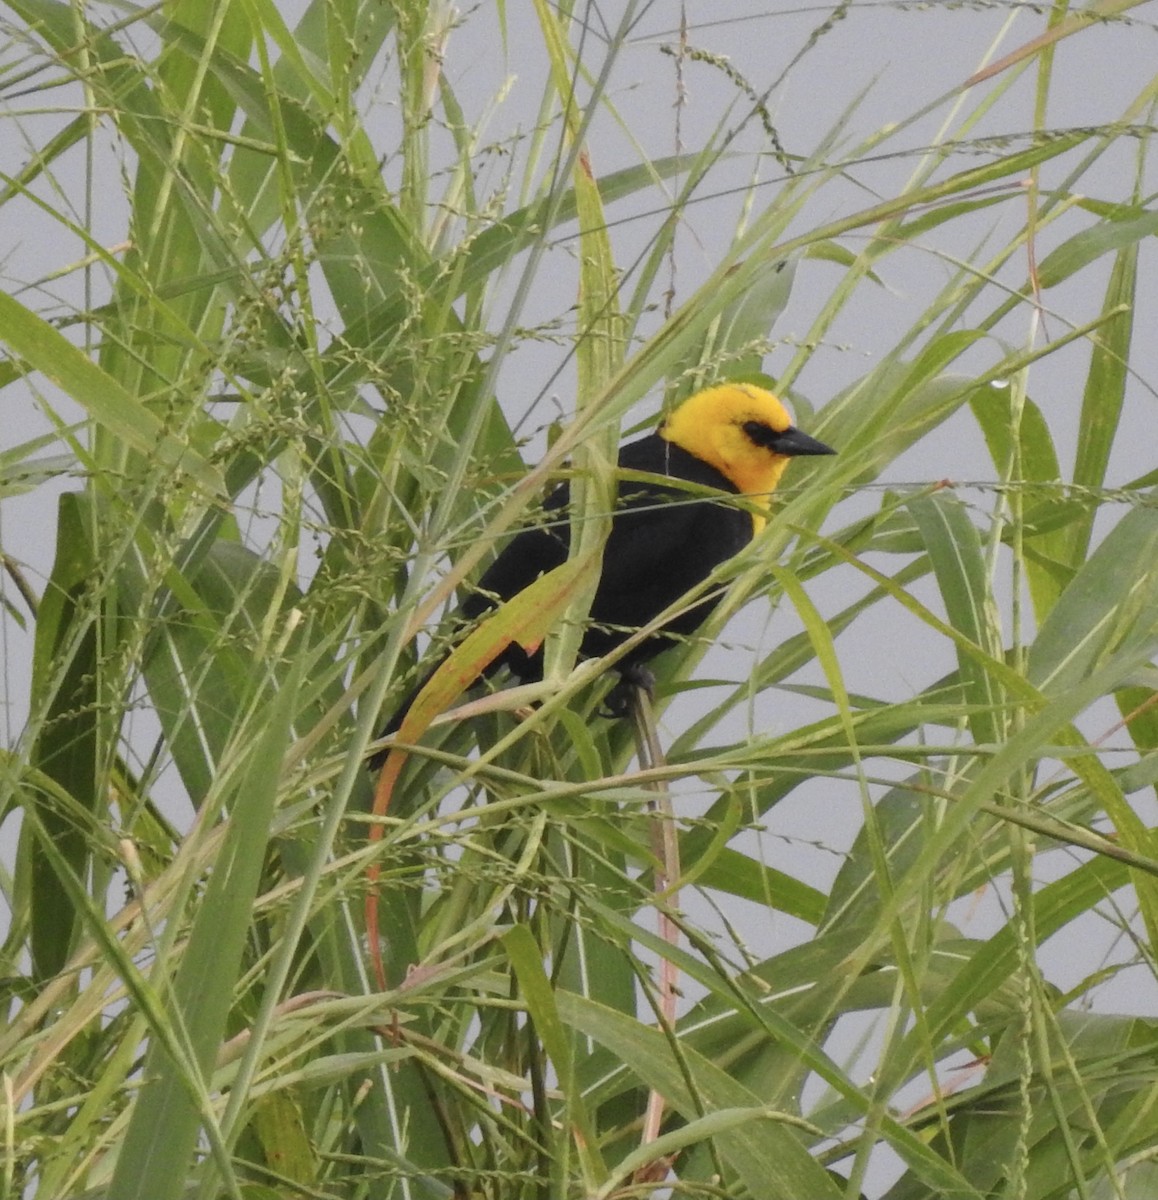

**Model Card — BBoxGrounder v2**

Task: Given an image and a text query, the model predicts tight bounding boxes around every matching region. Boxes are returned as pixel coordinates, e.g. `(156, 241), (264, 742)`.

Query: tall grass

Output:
(2, 2), (1157, 1197)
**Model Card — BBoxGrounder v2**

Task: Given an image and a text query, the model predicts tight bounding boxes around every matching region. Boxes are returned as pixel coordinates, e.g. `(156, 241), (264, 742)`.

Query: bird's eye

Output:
(742, 420), (781, 449)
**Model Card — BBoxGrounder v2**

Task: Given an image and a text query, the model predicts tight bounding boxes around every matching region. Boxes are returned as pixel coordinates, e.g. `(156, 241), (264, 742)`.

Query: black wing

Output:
(469, 435), (752, 669)
(581, 435), (753, 665)
(373, 475), (571, 753)
(463, 490), (571, 621)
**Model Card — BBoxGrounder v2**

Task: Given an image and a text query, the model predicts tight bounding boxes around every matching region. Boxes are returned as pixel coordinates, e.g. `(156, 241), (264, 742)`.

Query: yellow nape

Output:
(659, 383), (796, 528)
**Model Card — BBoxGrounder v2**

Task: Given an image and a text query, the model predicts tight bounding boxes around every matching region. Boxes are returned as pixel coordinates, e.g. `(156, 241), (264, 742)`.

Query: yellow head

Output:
(659, 383), (834, 528)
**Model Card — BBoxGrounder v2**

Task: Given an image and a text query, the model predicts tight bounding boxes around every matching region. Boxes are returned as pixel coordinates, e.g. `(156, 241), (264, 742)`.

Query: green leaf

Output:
(559, 992), (844, 1200)
(1036, 209), (1158, 288)
(1028, 505), (1158, 697)
(25, 493), (101, 979)
(136, 541), (302, 801)
(910, 491), (1004, 745)
(0, 293), (222, 495)
(1069, 238), (1138, 564)
(504, 924), (607, 1189)
(110, 649), (301, 1200)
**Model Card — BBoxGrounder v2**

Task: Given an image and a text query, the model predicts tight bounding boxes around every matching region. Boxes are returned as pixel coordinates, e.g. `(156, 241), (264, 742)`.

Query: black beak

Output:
(775, 426), (836, 457)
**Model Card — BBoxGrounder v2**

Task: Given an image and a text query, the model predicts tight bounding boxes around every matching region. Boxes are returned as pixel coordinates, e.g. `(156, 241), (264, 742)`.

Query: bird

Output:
(373, 382), (834, 761)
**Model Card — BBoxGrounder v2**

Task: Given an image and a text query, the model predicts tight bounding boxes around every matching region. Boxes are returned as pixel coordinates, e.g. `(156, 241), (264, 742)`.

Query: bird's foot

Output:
(601, 664), (656, 718)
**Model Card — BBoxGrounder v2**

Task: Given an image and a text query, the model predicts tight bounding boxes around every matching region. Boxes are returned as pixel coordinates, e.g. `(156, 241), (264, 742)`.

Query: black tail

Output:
(367, 663), (441, 771)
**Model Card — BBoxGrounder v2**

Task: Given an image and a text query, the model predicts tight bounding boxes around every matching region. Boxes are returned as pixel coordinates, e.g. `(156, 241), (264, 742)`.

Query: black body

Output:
(376, 433), (752, 747)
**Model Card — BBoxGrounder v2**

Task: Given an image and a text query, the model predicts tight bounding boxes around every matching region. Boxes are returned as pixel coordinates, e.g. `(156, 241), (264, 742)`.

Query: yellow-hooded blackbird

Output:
(374, 382), (834, 755)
